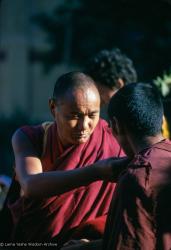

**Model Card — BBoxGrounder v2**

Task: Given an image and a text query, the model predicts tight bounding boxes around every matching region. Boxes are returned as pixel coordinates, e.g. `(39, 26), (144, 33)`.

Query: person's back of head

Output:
(108, 82), (164, 139)
(85, 48), (137, 90)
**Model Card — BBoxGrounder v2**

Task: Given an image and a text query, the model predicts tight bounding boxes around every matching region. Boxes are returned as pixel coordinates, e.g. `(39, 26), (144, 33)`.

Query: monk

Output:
(62, 82), (171, 250)
(10, 72), (126, 245)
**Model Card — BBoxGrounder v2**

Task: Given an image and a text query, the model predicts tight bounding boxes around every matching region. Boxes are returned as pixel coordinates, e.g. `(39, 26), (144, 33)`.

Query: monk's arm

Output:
(12, 129), (128, 198)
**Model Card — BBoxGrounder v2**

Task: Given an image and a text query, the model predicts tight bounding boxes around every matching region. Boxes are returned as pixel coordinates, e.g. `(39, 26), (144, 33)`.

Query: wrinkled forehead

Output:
(59, 86), (100, 106)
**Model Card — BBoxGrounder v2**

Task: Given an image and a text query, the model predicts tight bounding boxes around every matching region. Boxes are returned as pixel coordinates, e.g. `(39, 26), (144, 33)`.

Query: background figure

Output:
(85, 48), (170, 138)
(85, 48), (137, 119)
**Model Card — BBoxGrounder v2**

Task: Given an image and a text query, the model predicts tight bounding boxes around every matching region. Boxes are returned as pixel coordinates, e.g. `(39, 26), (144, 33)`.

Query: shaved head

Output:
(53, 71), (100, 103)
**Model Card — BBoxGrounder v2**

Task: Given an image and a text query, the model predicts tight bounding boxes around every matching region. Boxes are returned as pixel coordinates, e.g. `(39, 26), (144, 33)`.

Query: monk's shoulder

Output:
(21, 124), (44, 144)
(19, 123), (49, 156)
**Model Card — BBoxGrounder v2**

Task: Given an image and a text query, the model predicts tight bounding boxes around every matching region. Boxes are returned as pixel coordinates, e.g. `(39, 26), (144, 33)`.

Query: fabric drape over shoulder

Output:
(103, 139), (171, 250)
(9, 119), (123, 243)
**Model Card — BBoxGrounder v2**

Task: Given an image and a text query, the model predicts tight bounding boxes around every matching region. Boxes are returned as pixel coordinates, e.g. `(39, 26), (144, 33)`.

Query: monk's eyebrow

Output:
(90, 110), (99, 114)
(70, 110), (99, 115)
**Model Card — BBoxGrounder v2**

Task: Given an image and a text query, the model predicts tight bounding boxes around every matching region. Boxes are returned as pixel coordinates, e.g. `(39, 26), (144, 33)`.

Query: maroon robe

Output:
(9, 119), (123, 243)
(103, 139), (171, 250)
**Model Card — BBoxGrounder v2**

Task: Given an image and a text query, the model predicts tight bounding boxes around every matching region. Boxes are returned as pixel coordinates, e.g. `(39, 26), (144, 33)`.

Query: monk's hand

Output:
(94, 157), (130, 182)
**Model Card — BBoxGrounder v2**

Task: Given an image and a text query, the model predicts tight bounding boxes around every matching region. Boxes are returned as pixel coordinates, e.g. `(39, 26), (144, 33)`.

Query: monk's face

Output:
(50, 86), (100, 147)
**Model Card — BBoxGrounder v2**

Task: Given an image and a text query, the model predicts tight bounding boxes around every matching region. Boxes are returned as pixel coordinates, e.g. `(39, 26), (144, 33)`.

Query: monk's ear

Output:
(49, 98), (56, 118)
(110, 116), (120, 136)
(115, 78), (125, 89)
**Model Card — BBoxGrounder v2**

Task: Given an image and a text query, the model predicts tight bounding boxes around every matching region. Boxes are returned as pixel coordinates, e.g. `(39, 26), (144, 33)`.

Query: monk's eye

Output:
(89, 112), (99, 119)
(66, 114), (80, 120)
(89, 115), (96, 119)
(72, 115), (80, 119)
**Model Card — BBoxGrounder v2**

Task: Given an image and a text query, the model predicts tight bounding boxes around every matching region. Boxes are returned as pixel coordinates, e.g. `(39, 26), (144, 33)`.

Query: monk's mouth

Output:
(74, 133), (89, 139)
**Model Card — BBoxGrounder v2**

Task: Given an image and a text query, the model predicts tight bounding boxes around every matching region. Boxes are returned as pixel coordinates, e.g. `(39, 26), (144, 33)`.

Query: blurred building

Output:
(0, 0), (71, 121)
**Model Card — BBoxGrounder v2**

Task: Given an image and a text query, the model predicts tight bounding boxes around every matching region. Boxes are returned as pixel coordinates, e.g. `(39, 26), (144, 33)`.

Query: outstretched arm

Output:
(12, 129), (129, 198)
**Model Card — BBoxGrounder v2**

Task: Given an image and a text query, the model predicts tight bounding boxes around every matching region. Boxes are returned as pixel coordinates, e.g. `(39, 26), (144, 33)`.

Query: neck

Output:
(131, 133), (165, 155)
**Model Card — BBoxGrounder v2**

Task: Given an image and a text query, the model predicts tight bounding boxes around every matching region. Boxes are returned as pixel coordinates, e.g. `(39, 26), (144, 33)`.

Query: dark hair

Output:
(53, 71), (96, 101)
(85, 48), (137, 89)
(108, 82), (163, 137)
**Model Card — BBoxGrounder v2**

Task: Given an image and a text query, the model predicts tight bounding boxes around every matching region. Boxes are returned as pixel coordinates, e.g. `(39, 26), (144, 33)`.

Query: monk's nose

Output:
(78, 117), (90, 131)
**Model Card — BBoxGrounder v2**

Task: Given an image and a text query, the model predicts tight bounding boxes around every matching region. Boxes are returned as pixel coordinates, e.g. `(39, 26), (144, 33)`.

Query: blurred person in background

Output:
(85, 48), (170, 138)
(85, 48), (137, 120)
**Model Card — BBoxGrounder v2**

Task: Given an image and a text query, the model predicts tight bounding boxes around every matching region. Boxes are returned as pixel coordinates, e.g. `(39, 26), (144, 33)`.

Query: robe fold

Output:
(9, 119), (123, 243)
(103, 139), (171, 250)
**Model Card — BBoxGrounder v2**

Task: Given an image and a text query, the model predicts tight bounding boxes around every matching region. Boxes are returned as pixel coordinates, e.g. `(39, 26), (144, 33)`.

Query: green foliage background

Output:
(31, 0), (171, 82)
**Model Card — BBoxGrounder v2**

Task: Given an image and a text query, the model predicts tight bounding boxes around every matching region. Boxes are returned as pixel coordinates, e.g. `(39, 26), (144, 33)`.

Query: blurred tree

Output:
(154, 69), (171, 138)
(154, 69), (171, 97)
(30, 0), (171, 81)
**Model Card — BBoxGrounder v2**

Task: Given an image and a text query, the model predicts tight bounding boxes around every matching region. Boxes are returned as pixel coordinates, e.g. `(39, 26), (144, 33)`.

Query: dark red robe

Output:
(9, 119), (123, 243)
(103, 139), (171, 250)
